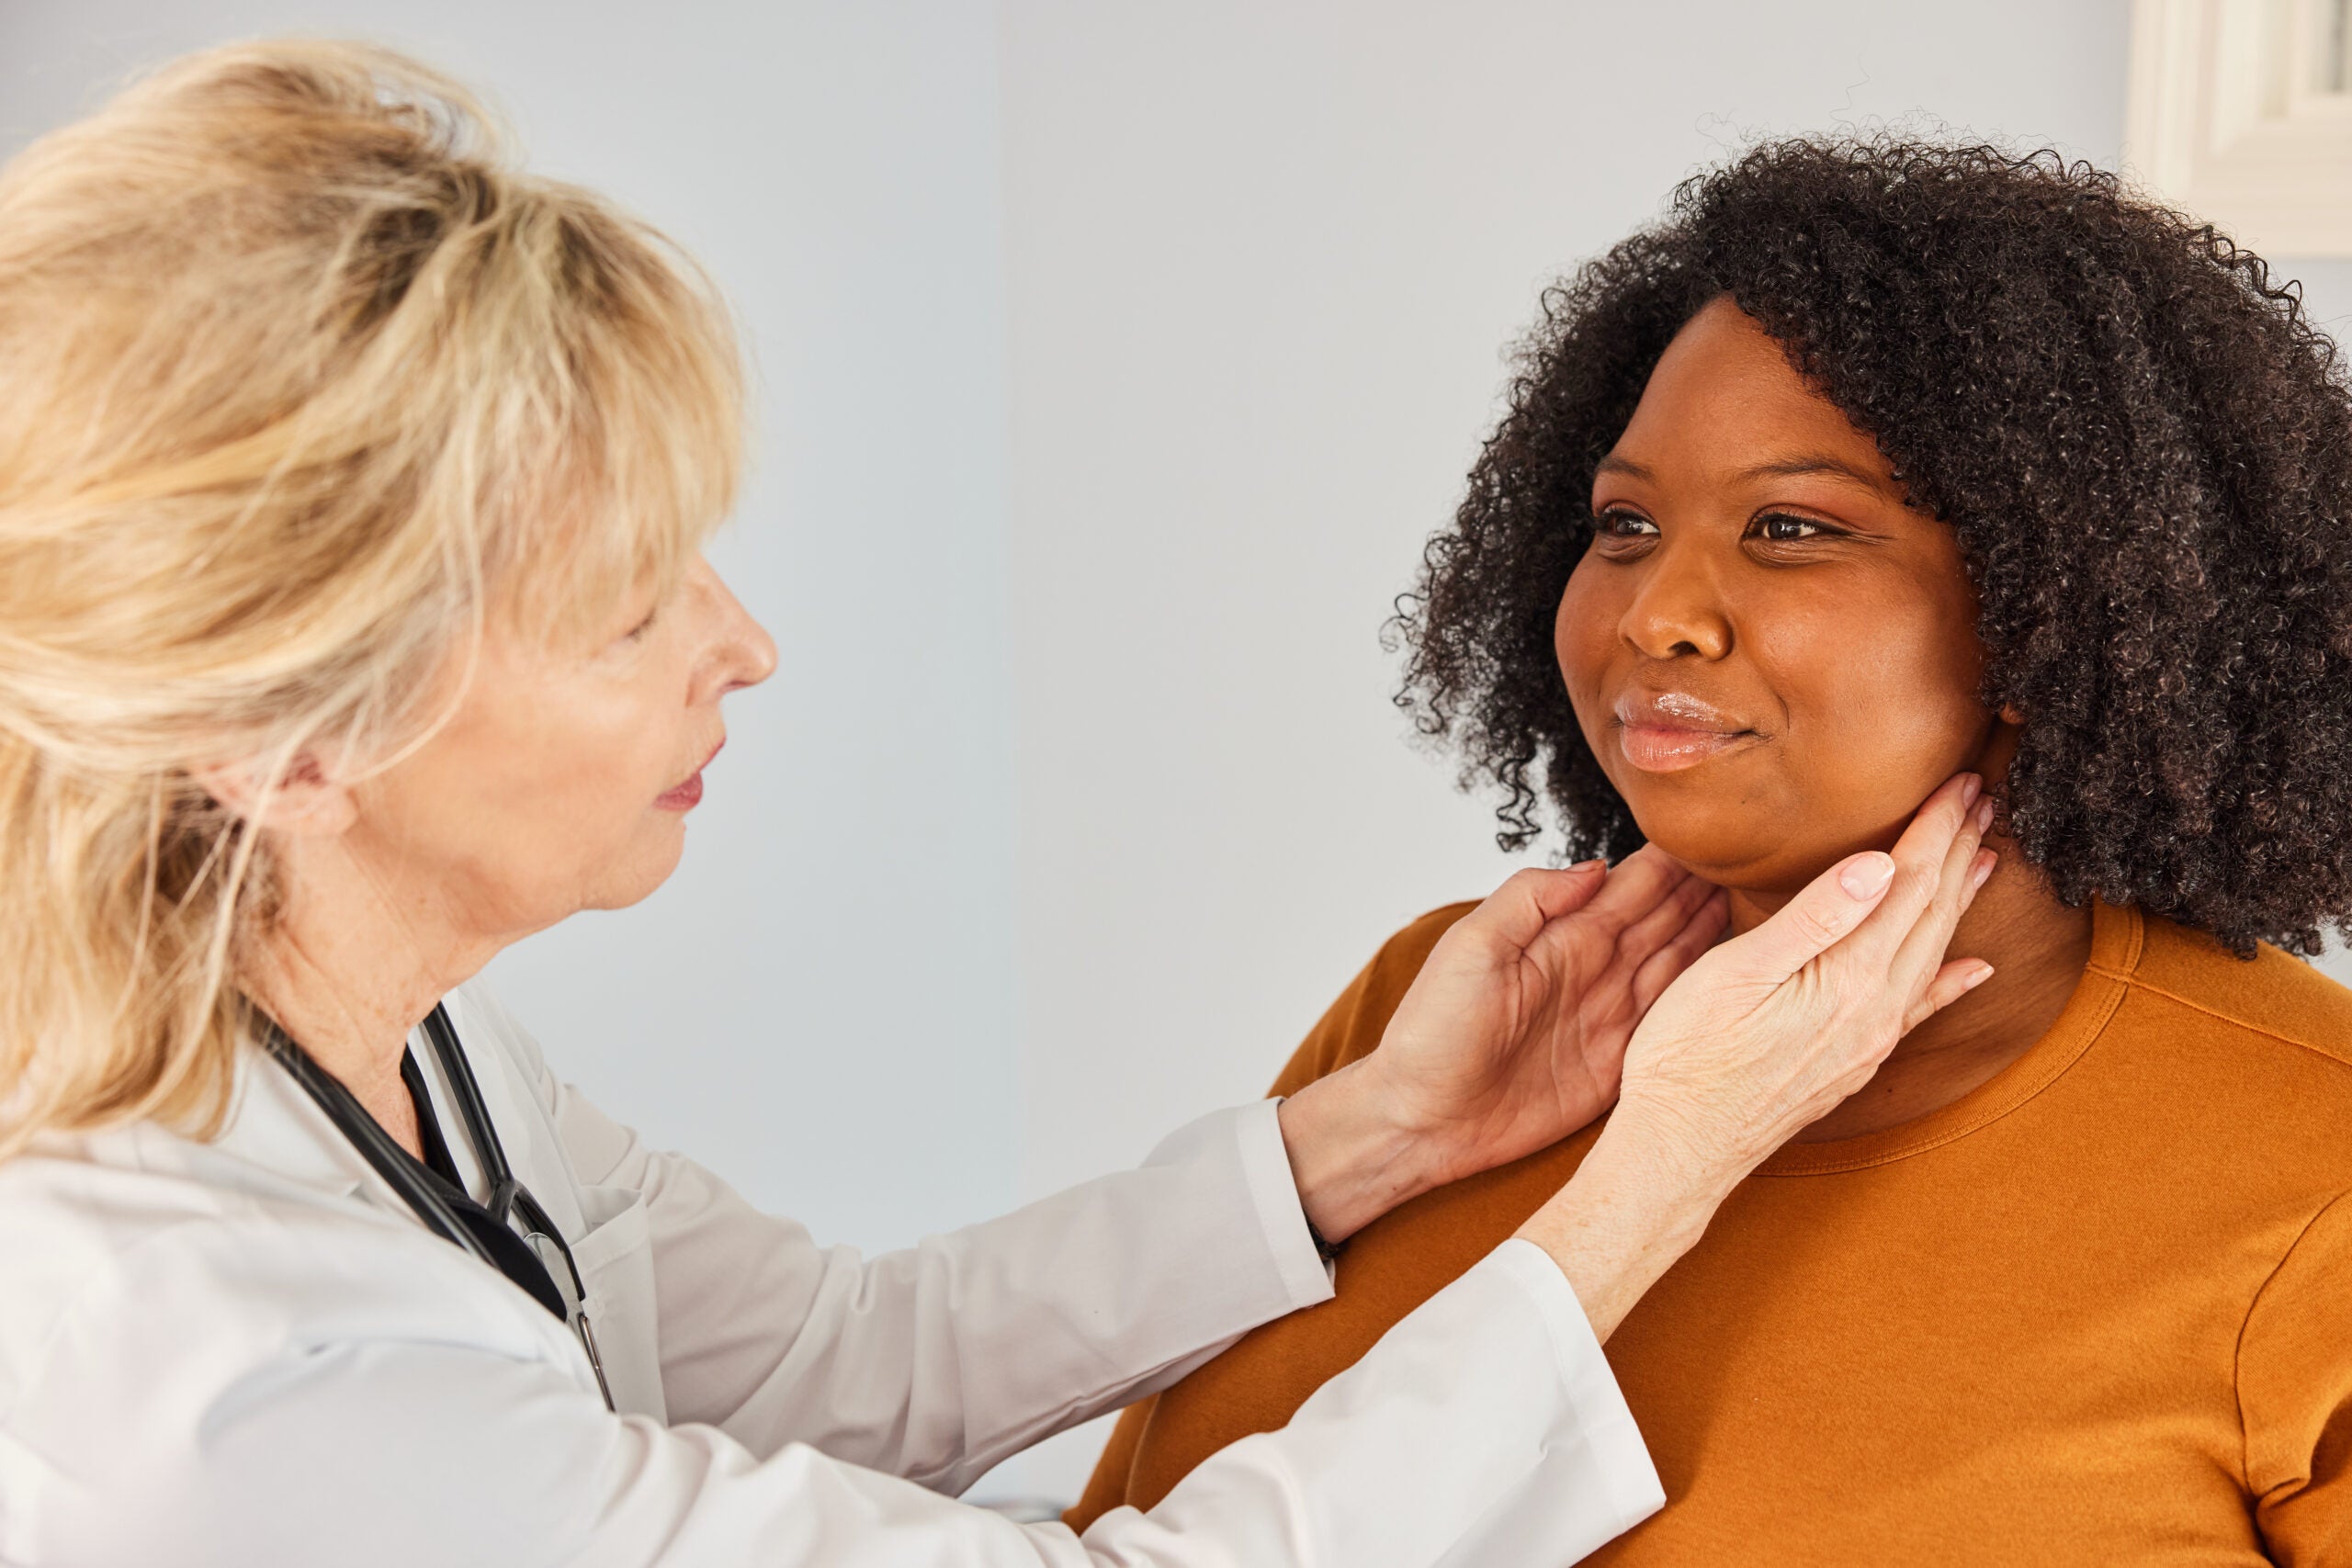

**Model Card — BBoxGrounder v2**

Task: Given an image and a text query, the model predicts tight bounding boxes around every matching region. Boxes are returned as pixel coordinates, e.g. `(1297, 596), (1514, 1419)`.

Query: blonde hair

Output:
(0, 39), (744, 1155)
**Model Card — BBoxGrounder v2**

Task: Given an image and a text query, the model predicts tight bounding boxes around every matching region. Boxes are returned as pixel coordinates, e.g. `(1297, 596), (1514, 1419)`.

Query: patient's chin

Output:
(1626, 817), (1847, 899)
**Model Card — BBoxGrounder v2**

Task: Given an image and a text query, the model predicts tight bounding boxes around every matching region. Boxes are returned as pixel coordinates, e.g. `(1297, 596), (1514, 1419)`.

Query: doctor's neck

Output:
(241, 836), (512, 1162)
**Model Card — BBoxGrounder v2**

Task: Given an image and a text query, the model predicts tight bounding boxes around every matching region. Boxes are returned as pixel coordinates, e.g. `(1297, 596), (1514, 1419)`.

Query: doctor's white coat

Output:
(0, 981), (1663, 1565)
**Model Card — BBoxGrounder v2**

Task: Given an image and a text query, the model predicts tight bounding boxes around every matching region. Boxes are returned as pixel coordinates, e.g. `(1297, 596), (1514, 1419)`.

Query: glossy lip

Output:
(655, 737), (725, 811)
(1611, 690), (1762, 773)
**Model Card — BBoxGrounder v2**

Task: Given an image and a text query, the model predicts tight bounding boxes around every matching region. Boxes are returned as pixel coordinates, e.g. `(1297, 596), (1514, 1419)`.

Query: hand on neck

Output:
(1719, 829), (2096, 1143)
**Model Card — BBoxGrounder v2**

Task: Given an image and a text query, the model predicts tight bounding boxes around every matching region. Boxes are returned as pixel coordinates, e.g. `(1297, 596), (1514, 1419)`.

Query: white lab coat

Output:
(0, 980), (1664, 1566)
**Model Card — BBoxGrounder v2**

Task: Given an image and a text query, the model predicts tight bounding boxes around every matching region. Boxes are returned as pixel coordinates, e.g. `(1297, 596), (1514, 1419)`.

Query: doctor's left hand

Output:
(1278, 848), (1725, 1244)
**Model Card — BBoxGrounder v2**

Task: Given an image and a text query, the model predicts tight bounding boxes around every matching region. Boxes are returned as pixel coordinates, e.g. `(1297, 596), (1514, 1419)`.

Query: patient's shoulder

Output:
(1265, 900), (1480, 1096)
(2131, 913), (2352, 1074)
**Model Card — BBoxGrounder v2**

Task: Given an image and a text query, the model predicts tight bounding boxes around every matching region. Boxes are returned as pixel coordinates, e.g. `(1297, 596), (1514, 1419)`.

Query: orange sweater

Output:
(1069, 902), (2352, 1562)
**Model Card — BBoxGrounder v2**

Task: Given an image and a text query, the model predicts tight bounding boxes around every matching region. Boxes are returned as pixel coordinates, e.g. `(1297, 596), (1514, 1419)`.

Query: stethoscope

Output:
(262, 1005), (616, 1412)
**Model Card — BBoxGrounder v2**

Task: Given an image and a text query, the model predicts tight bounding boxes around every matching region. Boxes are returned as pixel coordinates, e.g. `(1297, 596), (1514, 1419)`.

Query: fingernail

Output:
(1963, 962), (1995, 990)
(1572, 857), (1607, 873)
(1962, 773), (1983, 808)
(1838, 852), (1895, 899)
(1975, 798), (1995, 833)
(1970, 852), (1996, 892)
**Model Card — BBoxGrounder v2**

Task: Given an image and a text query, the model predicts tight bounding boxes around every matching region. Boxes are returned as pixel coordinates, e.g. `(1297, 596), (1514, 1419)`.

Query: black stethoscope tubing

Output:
(262, 1004), (616, 1411)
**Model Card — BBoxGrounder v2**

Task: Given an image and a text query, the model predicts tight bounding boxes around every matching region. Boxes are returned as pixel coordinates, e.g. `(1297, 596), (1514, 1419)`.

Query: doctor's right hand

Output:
(1517, 771), (1997, 1341)
(1278, 844), (1726, 1248)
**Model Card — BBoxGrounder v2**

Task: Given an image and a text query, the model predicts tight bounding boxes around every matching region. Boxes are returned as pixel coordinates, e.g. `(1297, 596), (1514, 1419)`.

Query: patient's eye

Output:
(1750, 512), (1837, 544)
(1593, 507), (1658, 541)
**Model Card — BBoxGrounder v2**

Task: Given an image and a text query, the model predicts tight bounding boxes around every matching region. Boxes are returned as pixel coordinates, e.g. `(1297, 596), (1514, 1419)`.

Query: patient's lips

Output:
(1611, 689), (1762, 773)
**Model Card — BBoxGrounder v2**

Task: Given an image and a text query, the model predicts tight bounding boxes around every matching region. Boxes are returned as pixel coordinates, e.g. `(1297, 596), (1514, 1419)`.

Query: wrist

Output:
(1276, 1064), (1444, 1244)
(1515, 1112), (1747, 1343)
(1606, 1090), (1771, 1194)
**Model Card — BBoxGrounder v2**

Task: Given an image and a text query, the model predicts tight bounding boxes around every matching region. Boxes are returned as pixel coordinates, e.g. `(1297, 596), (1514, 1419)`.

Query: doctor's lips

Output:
(1611, 691), (1761, 773)
(656, 737), (724, 811)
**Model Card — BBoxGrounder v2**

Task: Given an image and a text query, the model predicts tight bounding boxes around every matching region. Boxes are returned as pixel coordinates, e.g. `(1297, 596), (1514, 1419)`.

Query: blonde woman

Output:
(0, 41), (1996, 1567)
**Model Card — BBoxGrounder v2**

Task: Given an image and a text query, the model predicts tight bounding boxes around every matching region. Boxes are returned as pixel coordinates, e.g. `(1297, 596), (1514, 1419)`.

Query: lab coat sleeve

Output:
(22, 1220), (1660, 1568)
(465, 985), (1335, 1493)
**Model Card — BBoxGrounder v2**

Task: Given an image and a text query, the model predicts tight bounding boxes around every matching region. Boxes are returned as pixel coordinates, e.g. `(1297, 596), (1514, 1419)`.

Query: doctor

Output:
(0, 39), (1998, 1568)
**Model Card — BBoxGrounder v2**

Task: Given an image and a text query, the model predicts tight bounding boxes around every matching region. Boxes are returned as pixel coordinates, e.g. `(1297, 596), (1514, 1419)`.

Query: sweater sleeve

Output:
(2240, 1187), (2352, 1563)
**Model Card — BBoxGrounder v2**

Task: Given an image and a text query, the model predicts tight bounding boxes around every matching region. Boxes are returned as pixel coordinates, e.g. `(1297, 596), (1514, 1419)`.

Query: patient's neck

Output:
(1727, 837), (2095, 1143)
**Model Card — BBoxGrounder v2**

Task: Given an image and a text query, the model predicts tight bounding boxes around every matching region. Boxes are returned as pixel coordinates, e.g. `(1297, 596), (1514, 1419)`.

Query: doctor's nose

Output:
(691, 561), (779, 702)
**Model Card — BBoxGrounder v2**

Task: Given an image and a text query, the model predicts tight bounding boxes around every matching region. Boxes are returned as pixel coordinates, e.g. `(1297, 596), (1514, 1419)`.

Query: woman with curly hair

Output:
(1069, 141), (2352, 1562)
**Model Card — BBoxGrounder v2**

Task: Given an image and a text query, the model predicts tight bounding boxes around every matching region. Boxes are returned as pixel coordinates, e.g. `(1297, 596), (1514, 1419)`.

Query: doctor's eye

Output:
(613, 592), (671, 647)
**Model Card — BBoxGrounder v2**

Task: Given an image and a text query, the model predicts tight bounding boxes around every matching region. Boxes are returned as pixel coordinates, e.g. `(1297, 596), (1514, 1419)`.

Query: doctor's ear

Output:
(188, 750), (359, 838)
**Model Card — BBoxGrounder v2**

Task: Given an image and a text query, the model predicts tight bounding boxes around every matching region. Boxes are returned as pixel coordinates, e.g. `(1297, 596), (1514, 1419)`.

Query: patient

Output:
(1068, 142), (2352, 1561)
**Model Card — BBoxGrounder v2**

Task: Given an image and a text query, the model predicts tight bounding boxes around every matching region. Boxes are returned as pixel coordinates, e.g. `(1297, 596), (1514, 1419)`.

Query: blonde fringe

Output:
(0, 39), (744, 1157)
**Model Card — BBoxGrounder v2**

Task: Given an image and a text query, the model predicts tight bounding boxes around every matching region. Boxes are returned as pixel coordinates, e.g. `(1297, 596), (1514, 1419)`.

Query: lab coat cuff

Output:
(1487, 1236), (1666, 1525)
(1232, 1098), (1340, 1308)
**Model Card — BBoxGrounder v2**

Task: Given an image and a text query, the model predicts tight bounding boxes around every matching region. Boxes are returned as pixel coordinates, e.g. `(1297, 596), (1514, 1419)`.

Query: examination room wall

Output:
(12, 0), (2352, 1506)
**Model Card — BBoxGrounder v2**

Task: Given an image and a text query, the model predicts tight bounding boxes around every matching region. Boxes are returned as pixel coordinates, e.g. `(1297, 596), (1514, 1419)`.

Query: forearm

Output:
(1127, 1238), (1662, 1564)
(594, 1098), (1329, 1487)
(1513, 1112), (1747, 1343)
(1275, 1061), (1448, 1244)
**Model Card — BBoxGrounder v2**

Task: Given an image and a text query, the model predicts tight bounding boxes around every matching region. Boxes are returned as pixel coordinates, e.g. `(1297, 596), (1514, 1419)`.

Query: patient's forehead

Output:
(1604, 298), (1899, 498)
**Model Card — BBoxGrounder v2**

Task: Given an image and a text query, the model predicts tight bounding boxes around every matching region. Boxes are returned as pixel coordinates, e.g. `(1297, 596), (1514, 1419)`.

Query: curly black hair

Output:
(1395, 138), (2352, 956)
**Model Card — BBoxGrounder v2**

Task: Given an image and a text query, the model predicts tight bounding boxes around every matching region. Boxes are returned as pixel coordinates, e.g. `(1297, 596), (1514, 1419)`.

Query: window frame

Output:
(2127, 0), (2352, 255)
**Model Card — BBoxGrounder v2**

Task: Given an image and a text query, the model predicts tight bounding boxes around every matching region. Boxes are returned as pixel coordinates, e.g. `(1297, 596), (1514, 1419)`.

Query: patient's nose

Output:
(1620, 543), (1732, 661)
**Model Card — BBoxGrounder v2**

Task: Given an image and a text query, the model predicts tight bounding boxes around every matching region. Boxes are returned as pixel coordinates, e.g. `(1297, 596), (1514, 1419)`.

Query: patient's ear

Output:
(189, 750), (358, 838)
(1964, 705), (2026, 787)
(1978, 705), (2028, 837)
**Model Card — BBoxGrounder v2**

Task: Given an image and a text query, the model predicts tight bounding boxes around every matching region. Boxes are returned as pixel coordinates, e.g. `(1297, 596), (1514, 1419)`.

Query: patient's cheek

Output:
(1555, 588), (1990, 893)
(1734, 636), (1990, 886)
(1553, 574), (1618, 755)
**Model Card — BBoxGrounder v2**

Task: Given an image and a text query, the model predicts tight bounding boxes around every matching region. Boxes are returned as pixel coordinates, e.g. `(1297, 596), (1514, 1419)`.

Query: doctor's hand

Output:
(1278, 847), (1726, 1245)
(1517, 771), (1996, 1341)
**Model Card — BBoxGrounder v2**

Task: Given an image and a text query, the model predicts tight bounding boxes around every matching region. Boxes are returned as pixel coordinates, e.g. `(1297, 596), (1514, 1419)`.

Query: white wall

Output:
(15, 0), (2349, 1507)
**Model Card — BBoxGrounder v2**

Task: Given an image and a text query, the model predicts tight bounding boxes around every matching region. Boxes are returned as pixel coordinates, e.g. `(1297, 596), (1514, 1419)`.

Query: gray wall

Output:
(10, 0), (2346, 1502)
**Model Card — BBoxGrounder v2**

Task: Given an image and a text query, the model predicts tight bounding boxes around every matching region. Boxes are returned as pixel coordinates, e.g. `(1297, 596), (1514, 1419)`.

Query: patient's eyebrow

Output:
(1592, 454), (1654, 482)
(1593, 452), (1894, 493)
(1736, 453), (1893, 491)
